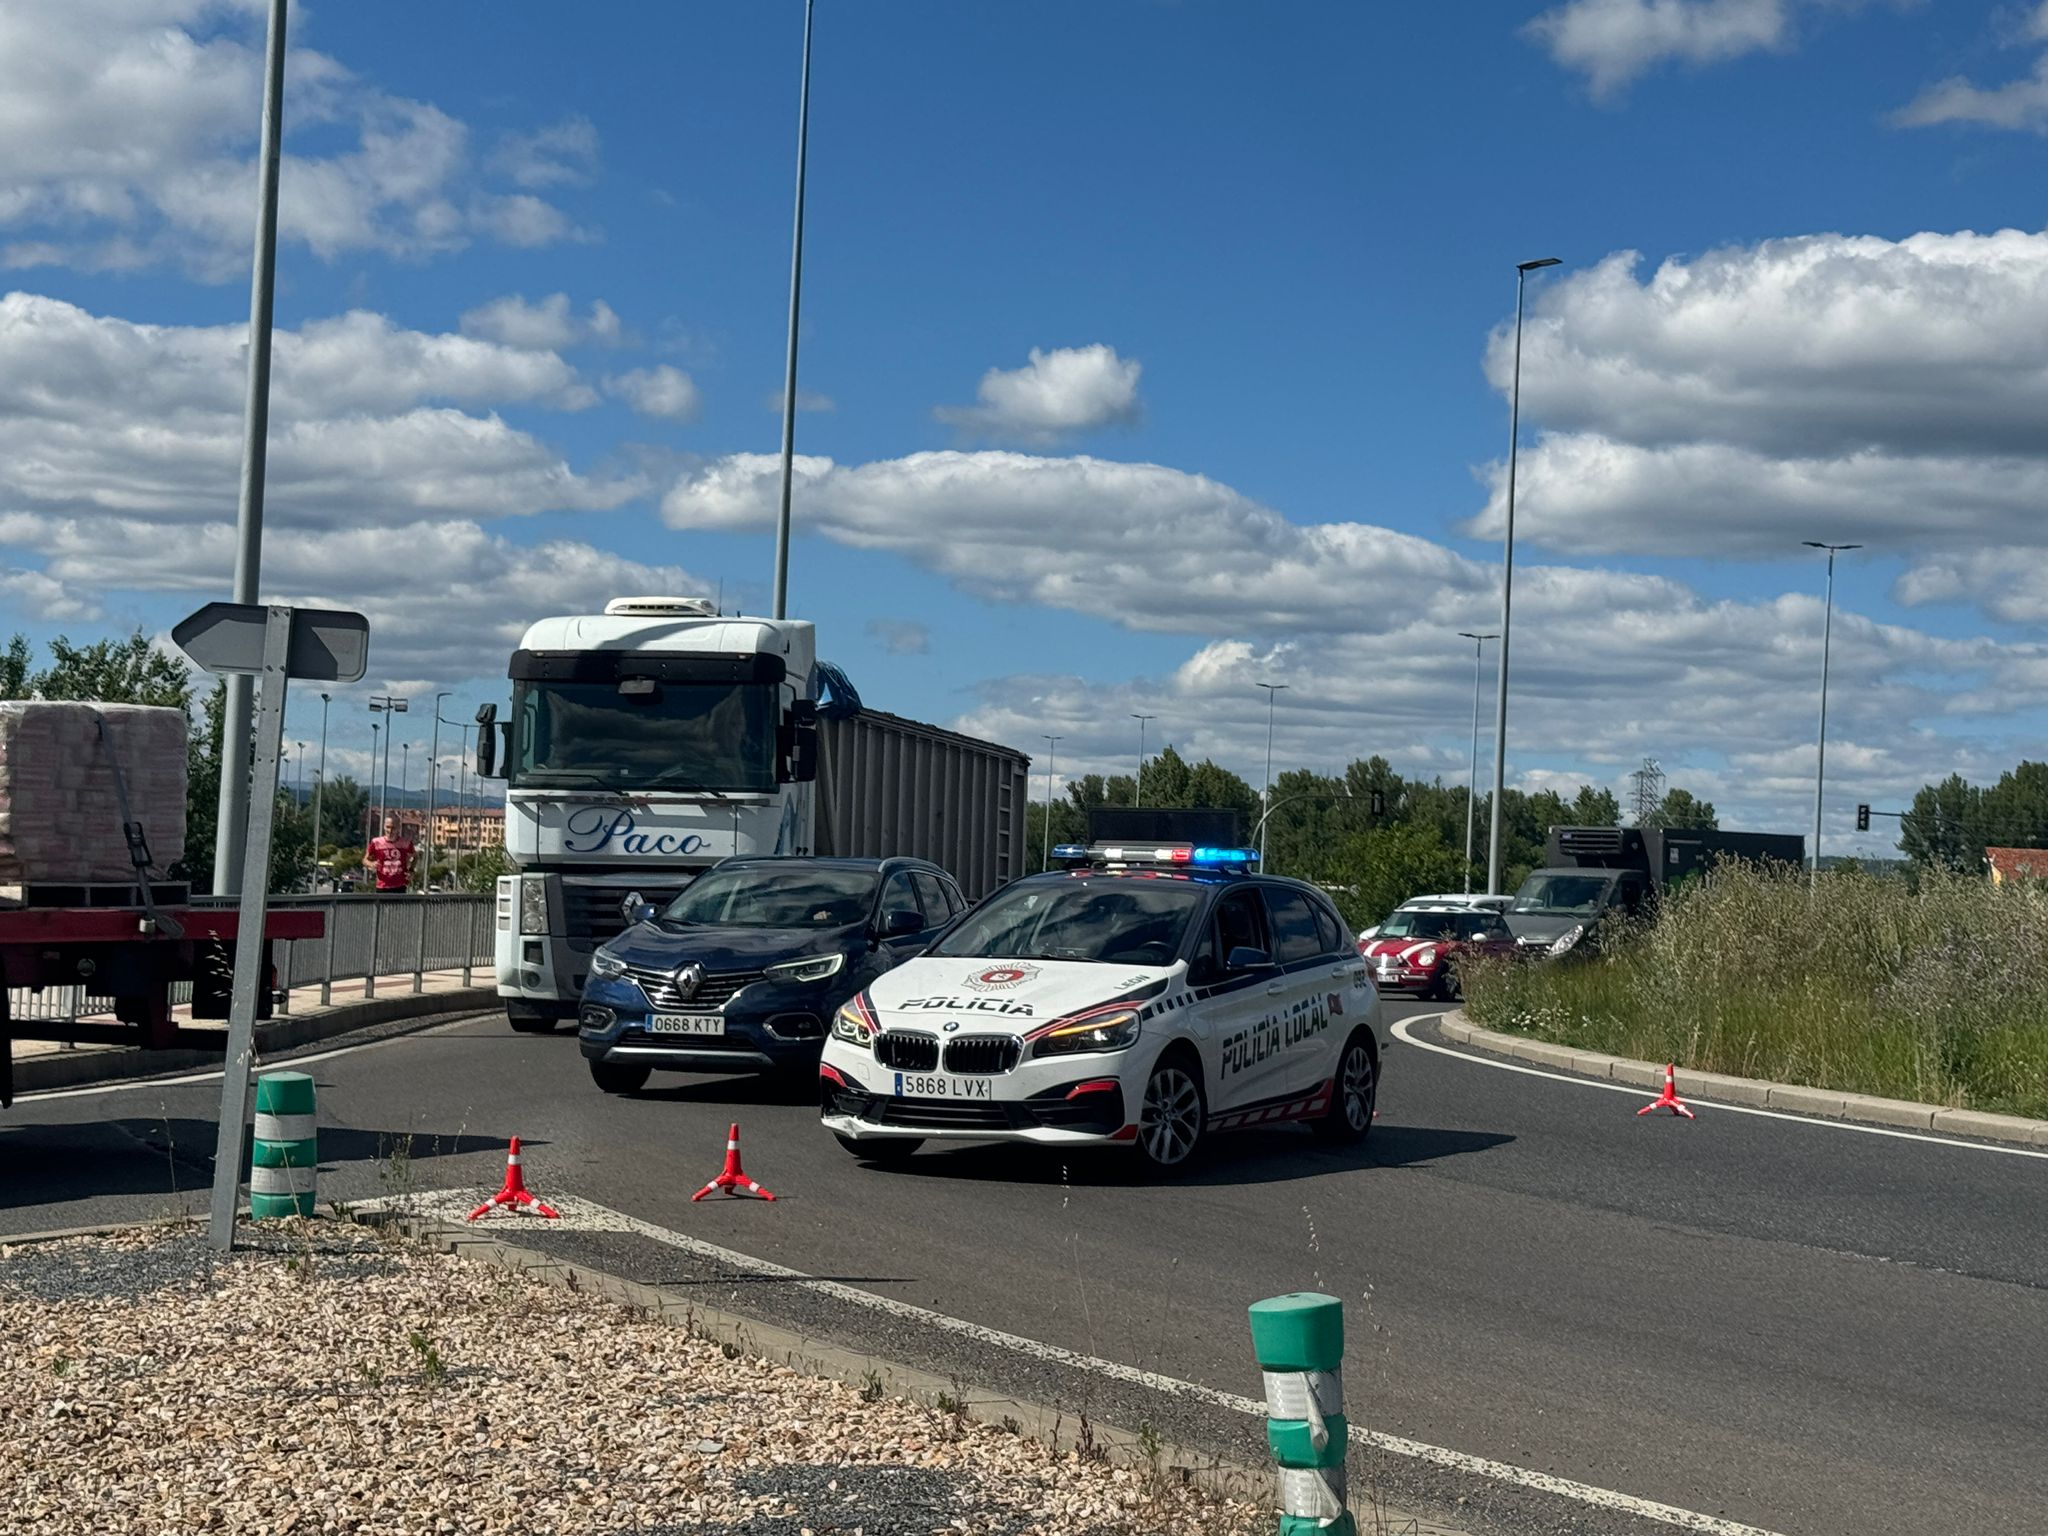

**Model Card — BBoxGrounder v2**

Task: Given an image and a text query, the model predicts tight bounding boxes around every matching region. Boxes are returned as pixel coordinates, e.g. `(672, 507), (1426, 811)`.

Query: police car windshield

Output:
(930, 876), (1203, 966)
(662, 867), (876, 928)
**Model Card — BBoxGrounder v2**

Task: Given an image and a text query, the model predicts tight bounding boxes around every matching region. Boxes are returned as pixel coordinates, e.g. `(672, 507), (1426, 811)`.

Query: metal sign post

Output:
(175, 601), (368, 1252)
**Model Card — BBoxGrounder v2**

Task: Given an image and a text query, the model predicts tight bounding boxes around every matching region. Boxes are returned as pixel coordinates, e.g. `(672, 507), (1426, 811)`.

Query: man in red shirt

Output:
(364, 815), (417, 893)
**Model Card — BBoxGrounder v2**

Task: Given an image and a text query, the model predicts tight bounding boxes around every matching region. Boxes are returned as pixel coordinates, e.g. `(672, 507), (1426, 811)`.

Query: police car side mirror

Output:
(1225, 945), (1274, 973)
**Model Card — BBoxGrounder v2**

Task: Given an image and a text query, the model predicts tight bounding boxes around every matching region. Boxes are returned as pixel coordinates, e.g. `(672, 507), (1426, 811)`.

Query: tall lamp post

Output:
(368, 721), (380, 832)
(369, 695), (408, 822)
(1255, 682), (1288, 867)
(1458, 631), (1498, 893)
(1486, 255), (1562, 896)
(1804, 541), (1861, 887)
(426, 692), (452, 888)
(770, 0), (817, 620)
(311, 691), (330, 890)
(1040, 734), (1062, 868)
(1131, 713), (1156, 806)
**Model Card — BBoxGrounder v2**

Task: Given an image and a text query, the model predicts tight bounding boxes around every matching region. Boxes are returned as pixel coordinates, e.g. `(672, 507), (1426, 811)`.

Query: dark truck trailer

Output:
(1508, 824), (1805, 958)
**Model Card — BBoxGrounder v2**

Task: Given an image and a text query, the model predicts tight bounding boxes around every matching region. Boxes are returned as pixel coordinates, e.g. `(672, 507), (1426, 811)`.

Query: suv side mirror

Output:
(1225, 945), (1274, 972)
(880, 907), (923, 939)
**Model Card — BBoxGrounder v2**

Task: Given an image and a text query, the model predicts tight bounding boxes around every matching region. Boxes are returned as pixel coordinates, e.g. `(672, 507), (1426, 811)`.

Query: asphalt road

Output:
(4, 1001), (2044, 1536)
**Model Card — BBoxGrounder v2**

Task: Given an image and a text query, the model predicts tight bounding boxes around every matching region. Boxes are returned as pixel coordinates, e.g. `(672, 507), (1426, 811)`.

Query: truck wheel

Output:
(1313, 1030), (1377, 1144)
(590, 1061), (651, 1095)
(835, 1133), (921, 1163)
(506, 1003), (560, 1034)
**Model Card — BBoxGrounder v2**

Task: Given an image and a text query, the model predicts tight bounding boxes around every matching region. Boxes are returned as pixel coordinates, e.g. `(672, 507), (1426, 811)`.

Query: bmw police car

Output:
(818, 841), (1382, 1173)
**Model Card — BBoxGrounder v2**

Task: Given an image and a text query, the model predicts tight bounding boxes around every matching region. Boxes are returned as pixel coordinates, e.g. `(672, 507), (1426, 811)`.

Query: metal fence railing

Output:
(6, 893), (495, 1025)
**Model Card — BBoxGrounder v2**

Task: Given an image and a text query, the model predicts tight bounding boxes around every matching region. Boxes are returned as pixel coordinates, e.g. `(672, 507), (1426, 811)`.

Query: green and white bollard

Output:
(249, 1071), (318, 1218)
(1249, 1291), (1353, 1536)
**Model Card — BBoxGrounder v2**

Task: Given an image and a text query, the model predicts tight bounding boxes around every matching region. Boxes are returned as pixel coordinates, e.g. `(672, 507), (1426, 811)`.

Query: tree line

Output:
(1901, 763), (2048, 872)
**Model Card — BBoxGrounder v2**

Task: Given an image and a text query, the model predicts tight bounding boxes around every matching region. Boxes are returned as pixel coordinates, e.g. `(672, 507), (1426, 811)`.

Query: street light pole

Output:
(1804, 541), (1862, 888)
(1487, 256), (1562, 897)
(1255, 682), (1288, 868)
(211, 0), (290, 898)
(1131, 714), (1156, 806)
(369, 695), (408, 824)
(311, 692), (329, 889)
(426, 692), (451, 887)
(368, 721), (380, 830)
(770, 0), (816, 621)
(1458, 631), (1498, 894)
(1040, 735), (1062, 868)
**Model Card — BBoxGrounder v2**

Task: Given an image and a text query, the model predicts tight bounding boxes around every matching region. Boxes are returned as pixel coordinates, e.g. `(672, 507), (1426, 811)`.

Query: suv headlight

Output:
(766, 952), (846, 984)
(1031, 1006), (1141, 1058)
(1548, 923), (1586, 958)
(590, 949), (627, 980)
(517, 874), (548, 935)
(831, 994), (876, 1048)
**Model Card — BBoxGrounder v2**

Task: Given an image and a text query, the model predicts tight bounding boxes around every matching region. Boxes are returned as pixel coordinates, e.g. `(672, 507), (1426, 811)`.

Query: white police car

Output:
(818, 842), (1381, 1173)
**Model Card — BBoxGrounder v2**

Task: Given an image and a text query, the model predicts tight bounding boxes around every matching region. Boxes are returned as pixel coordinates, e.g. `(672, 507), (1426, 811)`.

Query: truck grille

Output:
(943, 1036), (1021, 1075)
(874, 1032), (939, 1071)
(561, 880), (690, 945)
(618, 961), (764, 1011)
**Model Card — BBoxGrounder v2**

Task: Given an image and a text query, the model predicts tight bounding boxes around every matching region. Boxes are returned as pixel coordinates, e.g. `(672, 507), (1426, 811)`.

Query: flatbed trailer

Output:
(0, 899), (324, 1107)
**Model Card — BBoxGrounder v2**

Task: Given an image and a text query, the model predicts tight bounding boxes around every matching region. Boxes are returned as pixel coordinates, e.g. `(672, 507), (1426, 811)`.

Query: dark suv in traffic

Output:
(577, 855), (967, 1092)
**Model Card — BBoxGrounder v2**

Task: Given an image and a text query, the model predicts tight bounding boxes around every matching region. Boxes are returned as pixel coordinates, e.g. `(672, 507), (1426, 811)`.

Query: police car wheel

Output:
(589, 1061), (651, 1095)
(1135, 1053), (1206, 1171)
(835, 1133), (922, 1163)
(1314, 1031), (1376, 1144)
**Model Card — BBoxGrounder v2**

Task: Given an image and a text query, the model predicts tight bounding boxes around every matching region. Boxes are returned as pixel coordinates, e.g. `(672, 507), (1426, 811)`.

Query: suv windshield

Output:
(512, 680), (777, 793)
(1380, 910), (1498, 940)
(1511, 874), (1616, 917)
(930, 875), (1204, 967)
(663, 866), (876, 928)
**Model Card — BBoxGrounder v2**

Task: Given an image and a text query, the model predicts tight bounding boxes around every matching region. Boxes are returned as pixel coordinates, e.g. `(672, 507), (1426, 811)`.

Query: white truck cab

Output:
(479, 597), (824, 1031)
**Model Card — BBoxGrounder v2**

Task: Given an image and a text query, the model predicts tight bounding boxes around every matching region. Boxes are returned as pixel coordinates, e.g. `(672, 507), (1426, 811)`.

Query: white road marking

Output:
(14, 1011), (493, 1103)
(387, 1191), (1785, 1536)
(1390, 1014), (2048, 1162)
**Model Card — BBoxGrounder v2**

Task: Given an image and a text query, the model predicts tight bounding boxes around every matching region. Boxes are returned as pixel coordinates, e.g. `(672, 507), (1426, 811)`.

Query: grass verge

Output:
(1463, 863), (2048, 1119)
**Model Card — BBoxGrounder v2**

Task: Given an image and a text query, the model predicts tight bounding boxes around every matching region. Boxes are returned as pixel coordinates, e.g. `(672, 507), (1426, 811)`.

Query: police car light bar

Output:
(1067, 842), (1259, 868)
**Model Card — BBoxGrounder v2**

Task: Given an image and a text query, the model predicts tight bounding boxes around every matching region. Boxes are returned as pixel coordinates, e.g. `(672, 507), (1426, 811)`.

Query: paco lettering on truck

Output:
(1219, 993), (1332, 1078)
(560, 807), (707, 857)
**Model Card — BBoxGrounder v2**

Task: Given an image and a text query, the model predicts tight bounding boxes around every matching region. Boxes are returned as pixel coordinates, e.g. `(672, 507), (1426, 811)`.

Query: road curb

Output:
(1438, 1012), (2048, 1148)
(10, 987), (500, 1095)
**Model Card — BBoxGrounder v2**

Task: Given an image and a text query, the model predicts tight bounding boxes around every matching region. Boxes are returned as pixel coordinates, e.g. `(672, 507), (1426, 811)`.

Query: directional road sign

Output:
(172, 601), (369, 683)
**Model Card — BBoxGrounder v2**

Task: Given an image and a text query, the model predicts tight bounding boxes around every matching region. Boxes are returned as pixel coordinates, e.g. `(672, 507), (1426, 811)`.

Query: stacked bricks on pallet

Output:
(250, 1071), (318, 1218)
(1248, 1291), (1353, 1536)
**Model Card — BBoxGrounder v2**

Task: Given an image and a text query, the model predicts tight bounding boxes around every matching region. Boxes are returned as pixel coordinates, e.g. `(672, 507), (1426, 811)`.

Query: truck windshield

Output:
(1511, 874), (1615, 917)
(930, 876), (1203, 967)
(663, 866), (876, 928)
(512, 681), (777, 793)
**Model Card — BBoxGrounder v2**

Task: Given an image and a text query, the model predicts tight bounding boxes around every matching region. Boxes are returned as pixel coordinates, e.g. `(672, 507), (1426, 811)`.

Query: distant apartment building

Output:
(363, 805), (504, 848)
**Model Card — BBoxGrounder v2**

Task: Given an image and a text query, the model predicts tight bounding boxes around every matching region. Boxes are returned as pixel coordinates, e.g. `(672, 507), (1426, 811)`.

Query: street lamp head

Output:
(1518, 257), (1563, 272)
(1803, 541), (1864, 553)
(1457, 631), (1500, 642)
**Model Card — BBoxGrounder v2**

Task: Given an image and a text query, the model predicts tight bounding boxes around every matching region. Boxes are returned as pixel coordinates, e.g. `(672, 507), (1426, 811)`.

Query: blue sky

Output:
(9, 0), (2048, 850)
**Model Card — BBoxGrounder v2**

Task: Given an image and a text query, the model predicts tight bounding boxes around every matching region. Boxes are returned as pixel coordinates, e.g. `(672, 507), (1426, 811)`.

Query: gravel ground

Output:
(0, 1223), (1271, 1536)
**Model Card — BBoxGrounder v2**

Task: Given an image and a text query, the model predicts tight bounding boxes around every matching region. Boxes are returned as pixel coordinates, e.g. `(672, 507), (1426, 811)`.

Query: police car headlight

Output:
(1415, 946), (1439, 968)
(589, 948), (627, 980)
(1032, 1008), (1141, 1058)
(1548, 924), (1586, 958)
(766, 951), (846, 984)
(831, 995), (877, 1048)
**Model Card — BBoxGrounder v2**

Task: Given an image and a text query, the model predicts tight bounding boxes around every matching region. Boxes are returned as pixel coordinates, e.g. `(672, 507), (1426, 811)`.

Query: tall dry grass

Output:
(1463, 863), (2048, 1118)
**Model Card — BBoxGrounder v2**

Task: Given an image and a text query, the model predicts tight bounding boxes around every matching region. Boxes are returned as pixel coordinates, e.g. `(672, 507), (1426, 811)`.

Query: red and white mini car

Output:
(1358, 905), (1514, 1001)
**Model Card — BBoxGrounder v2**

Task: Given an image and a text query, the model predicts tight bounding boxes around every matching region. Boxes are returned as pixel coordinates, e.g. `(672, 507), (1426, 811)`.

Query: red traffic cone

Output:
(468, 1136), (562, 1219)
(691, 1123), (777, 1202)
(1637, 1063), (1695, 1120)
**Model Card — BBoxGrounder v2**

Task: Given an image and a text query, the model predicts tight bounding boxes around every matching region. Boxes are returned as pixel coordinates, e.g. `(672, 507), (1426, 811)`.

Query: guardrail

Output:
(6, 892), (495, 1024)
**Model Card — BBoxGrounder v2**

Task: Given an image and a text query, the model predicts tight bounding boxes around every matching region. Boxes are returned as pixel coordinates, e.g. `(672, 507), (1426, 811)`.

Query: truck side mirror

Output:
(779, 700), (820, 784)
(474, 703), (499, 778)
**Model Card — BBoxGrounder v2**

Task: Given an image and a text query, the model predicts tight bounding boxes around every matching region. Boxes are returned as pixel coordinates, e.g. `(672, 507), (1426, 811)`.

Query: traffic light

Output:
(1856, 803), (1871, 832)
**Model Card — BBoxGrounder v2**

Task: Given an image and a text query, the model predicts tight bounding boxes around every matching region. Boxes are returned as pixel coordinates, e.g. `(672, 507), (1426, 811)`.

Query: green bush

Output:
(1463, 863), (2048, 1119)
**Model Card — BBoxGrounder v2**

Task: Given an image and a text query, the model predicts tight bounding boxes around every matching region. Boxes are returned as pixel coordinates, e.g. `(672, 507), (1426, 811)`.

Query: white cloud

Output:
(606, 365), (701, 422)
(1897, 52), (2048, 132)
(490, 116), (600, 189)
(460, 293), (623, 351)
(0, 565), (100, 622)
(934, 345), (1142, 443)
(1525, 0), (1791, 96)
(0, 0), (584, 277)
(866, 619), (930, 656)
(0, 291), (637, 533)
(1459, 232), (2048, 622)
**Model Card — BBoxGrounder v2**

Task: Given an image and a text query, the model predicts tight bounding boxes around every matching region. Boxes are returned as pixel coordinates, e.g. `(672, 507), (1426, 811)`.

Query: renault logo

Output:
(620, 890), (645, 922)
(672, 962), (705, 1000)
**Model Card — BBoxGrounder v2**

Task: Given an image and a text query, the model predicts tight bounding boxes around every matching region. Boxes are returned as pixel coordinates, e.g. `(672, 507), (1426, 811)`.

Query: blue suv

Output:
(577, 855), (967, 1092)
